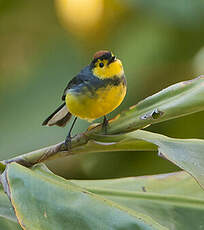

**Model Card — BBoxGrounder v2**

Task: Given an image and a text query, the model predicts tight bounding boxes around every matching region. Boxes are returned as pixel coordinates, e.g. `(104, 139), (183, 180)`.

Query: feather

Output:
(42, 103), (72, 127)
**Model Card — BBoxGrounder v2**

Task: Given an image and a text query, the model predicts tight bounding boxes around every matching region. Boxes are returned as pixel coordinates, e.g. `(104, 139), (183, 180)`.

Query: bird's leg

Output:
(65, 117), (77, 150)
(102, 115), (109, 134)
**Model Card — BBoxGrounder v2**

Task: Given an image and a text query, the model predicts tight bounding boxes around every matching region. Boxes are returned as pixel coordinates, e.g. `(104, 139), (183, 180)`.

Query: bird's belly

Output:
(66, 83), (126, 121)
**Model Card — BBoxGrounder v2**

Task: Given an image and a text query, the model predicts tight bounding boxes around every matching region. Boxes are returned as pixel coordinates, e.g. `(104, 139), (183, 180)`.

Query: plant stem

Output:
(3, 132), (88, 167)
(2, 129), (157, 167)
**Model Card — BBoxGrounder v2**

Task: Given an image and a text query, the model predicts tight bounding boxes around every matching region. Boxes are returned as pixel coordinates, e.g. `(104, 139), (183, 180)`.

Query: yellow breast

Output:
(66, 82), (126, 121)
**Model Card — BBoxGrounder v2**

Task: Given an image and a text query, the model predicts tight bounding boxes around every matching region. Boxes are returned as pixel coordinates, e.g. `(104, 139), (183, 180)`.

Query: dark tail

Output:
(42, 103), (72, 127)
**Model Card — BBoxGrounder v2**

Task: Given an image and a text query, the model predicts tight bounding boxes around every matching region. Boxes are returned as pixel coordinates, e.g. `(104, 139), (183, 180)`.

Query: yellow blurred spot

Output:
(55, 0), (104, 35)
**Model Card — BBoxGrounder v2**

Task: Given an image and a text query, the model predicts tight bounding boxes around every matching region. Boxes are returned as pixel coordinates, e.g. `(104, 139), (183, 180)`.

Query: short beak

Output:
(108, 56), (116, 65)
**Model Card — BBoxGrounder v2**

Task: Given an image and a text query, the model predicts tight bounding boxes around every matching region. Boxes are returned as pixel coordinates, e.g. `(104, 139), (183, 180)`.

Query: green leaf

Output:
(107, 76), (204, 134)
(89, 130), (204, 188)
(0, 185), (21, 229)
(128, 130), (204, 189)
(72, 171), (204, 230)
(2, 163), (204, 230)
(2, 163), (167, 230)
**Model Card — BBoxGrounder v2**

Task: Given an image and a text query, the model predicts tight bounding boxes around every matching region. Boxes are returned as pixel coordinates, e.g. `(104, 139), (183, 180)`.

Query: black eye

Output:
(99, 62), (104, 68)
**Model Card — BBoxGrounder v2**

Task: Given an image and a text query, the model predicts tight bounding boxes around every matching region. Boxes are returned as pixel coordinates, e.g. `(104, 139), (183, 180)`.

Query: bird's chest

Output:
(93, 84), (125, 109)
(66, 80), (126, 120)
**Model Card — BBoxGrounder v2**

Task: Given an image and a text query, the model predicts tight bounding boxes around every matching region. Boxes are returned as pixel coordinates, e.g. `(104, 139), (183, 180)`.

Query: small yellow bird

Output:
(42, 50), (127, 148)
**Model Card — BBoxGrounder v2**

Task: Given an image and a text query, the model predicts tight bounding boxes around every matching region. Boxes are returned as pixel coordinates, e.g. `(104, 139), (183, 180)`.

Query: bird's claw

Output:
(65, 135), (72, 150)
(102, 116), (109, 135)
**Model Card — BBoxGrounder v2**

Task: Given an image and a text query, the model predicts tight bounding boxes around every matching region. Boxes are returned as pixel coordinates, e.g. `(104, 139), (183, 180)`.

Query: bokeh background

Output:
(0, 0), (204, 179)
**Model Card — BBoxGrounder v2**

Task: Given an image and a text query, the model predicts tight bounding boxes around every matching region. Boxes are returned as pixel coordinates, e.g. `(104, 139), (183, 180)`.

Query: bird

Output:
(42, 50), (127, 149)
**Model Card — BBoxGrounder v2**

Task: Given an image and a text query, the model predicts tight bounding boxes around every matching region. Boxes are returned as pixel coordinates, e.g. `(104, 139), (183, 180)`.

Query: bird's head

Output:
(90, 50), (124, 79)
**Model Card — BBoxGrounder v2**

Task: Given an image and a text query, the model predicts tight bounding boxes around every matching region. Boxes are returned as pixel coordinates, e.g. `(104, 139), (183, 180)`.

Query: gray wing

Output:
(62, 66), (93, 100)
(62, 75), (84, 100)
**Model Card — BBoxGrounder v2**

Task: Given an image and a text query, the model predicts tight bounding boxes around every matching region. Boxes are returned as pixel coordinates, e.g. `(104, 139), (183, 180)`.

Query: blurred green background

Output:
(0, 0), (204, 179)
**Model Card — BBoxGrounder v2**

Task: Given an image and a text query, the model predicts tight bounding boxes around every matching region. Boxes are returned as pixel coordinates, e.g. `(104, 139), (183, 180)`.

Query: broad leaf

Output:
(2, 163), (166, 230)
(89, 130), (204, 188)
(0, 185), (21, 229)
(129, 130), (204, 189)
(72, 171), (204, 230)
(2, 163), (204, 230)
(106, 76), (204, 134)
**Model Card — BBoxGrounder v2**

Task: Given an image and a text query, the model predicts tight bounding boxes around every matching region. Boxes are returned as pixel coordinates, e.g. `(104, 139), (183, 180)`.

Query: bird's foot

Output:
(102, 116), (109, 135)
(64, 116), (78, 150)
(65, 134), (72, 150)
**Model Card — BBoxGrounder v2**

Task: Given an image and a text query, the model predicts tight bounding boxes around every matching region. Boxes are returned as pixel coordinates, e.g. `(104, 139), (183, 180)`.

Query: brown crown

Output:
(93, 50), (110, 59)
